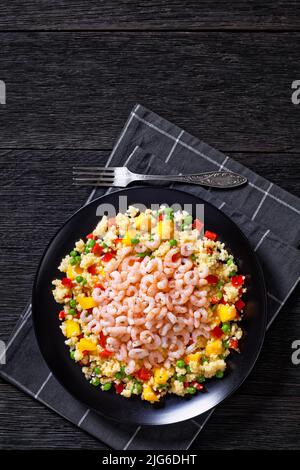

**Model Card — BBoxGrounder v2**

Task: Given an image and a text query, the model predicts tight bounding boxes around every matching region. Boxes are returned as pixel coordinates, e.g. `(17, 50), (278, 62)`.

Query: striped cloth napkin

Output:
(1, 104), (299, 450)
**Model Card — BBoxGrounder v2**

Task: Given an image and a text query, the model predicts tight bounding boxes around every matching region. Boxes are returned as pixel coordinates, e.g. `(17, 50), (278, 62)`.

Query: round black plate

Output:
(32, 187), (267, 425)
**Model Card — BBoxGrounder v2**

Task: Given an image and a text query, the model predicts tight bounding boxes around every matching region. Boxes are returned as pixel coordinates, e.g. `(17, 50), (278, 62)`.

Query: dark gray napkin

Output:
(1, 104), (299, 450)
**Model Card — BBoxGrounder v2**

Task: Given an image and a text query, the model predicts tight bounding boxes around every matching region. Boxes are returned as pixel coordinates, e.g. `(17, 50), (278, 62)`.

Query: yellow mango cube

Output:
(154, 367), (169, 385)
(142, 386), (159, 402)
(185, 352), (201, 363)
(217, 304), (237, 322)
(157, 220), (174, 240)
(76, 296), (98, 309)
(206, 339), (223, 356)
(65, 320), (81, 338)
(135, 214), (151, 232)
(77, 338), (97, 352)
(67, 264), (83, 280)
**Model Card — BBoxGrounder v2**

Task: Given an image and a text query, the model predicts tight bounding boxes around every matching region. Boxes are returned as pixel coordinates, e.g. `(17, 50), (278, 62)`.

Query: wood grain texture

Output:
(0, 32), (300, 151)
(0, 150), (299, 449)
(0, 1), (299, 31)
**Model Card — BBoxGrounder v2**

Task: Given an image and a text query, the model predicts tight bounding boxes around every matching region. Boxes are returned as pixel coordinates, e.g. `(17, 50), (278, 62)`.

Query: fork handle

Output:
(135, 171), (247, 189)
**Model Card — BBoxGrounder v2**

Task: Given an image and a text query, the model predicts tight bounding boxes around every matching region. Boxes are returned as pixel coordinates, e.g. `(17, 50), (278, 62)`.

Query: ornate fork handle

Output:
(137, 171), (247, 189)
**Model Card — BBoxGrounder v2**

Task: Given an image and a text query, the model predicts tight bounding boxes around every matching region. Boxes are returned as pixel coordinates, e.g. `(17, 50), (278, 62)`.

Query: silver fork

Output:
(73, 166), (247, 189)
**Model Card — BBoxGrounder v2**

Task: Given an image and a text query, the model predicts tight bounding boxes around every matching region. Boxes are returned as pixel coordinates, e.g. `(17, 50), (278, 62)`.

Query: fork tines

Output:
(72, 166), (117, 187)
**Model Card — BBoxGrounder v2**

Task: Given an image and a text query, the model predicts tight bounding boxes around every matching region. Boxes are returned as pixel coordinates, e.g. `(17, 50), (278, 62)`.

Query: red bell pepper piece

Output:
(86, 233), (95, 239)
(94, 283), (105, 290)
(229, 339), (239, 350)
(231, 275), (244, 287)
(99, 349), (114, 359)
(99, 331), (107, 348)
(205, 274), (219, 285)
(91, 244), (104, 256)
(102, 252), (115, 263)
(114, 383), (124, 394)
(88, 264), (97, 275)
(191, 381), (204, 391)
(235, 299), (245, 311)
(58, 310), (66, 320)
(211, 325), (223, 339)
(135, 367), (151, 381)
(171, 252), (181, 263)
(204, 230), (217, 241)
(62, 277), (73, 288)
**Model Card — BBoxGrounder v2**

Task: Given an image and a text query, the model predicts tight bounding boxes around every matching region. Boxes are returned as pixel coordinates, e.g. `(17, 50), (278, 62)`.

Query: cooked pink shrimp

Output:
(177, 257), (193, 273)
(149, 351), (164, 365)
(145, 236), (161, 250)
(134, 243), (148, 253)
(184, 269), (199, 285)
(115, 343), (128, 361)
(164, 248), (181, 268)
(129, 348), (149, 359)
(180, 243), (194, 257)
(126, 285), (138, 296)
(198, 265), (209, 279)
(106, 337), (120, 352)
(125, 359), (136, 375)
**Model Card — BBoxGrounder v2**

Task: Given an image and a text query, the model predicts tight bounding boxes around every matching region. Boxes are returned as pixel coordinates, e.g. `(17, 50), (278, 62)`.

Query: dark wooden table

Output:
(0, 1), (299, 450)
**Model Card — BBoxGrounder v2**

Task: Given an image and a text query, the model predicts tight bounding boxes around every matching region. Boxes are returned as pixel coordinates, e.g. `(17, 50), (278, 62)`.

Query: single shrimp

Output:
(180, 243), (194, 257)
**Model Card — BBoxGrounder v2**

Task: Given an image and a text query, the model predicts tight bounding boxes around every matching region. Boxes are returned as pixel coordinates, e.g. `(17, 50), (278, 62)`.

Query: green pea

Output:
(70, 257), (77, 266)
(223, 340), (230, 349)
(169, 239), (178, 247)
(76, 275), (83, 283)
(115, 372), (124, 380)
(136, 251), (151, 258)
(185, 365), (191, 373)
(94, 367), (101, 375)
(69, 299), (76, 308)
(70, 250), (78, 257)
(87, 239), (96, 248)
(102, 383), (112, 391)
(229, 270), (237, 278)
(226, 258), (233, 266)
(81, 278), (87, 285)
(75, 255), (81, 263)
(176, 360), (186, 369)
(84, 247), (91, 254)
(135, 383), (143, 394)
(215, 370), (224, 379)
(126, 375), (133, 380)
(69, 308), (76, 316)
(90, 377), (100, 386)
(216, 291), (223, 300)
(187, 386), (197, 395)
(130, 237), (139, 245)
(176, 375), (186, 382)
(217, 280), (223, 289)
(196, 375), (206, 383)
(70, 350), (76, 360)
(221, 322), (230, 333)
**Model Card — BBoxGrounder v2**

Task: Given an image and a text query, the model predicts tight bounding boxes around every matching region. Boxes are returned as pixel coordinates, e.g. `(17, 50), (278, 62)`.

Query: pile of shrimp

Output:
(86, 242), (211, 375)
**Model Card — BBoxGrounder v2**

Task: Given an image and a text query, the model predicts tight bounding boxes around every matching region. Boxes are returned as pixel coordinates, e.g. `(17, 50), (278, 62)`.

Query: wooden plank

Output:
(0, 33), (300, 151)
(0, 1), (300, 31)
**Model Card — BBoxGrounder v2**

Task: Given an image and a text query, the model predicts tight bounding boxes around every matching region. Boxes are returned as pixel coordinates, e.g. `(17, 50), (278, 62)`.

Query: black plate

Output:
(32, 187), (267, 425)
